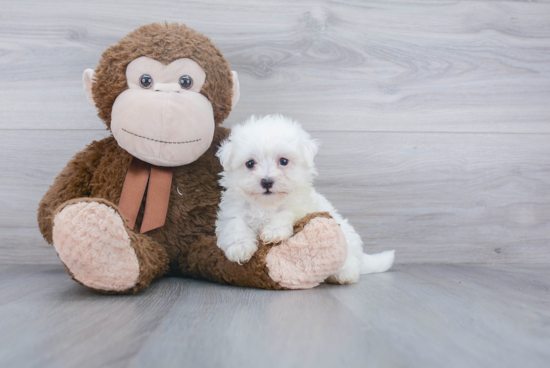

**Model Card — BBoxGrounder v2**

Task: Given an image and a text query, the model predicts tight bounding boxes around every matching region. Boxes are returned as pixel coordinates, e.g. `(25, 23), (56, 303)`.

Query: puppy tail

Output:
(360, 250), (395, 274)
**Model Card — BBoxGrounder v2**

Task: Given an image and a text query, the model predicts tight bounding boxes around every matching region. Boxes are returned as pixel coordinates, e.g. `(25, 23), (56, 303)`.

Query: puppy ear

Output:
(216, 139), (233, 169)
(301, 136), (319, 167)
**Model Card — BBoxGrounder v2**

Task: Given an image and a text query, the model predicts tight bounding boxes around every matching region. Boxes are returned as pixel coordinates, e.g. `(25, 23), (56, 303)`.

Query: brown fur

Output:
(92, 22), (233, 129)
(292, 212), (332, 233)
(181, 212), (334, 289)
(37, 23), (334, 293)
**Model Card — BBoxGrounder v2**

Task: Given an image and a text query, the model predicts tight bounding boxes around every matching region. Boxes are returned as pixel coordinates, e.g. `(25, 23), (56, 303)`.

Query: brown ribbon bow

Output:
(118, 157), (173, 233)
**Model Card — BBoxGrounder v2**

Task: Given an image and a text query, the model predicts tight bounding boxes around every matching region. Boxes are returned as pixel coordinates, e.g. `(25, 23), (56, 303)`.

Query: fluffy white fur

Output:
(215, 115), (395, 284)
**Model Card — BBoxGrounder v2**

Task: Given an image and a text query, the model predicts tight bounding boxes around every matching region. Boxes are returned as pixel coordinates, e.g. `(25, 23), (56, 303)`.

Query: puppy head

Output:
(217, 115), (319, 207)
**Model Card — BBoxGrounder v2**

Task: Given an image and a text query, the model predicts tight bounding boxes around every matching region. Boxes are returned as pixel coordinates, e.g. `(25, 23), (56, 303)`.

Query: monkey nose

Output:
(153, 83), (181, 92)
(261, 178), (274, 189)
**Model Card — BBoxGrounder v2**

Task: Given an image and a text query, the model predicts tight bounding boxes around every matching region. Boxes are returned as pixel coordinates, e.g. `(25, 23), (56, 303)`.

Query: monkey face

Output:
(83, 24), (241, 166)
(110, 56), (215, 167)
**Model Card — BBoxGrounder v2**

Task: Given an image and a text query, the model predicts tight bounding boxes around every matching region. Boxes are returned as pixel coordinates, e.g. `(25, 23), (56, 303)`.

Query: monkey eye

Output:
(139, 74), (153, 89)
(279, 158), (289, 166)
(179, 75), (193, 89)
(246, 160), (255, 169)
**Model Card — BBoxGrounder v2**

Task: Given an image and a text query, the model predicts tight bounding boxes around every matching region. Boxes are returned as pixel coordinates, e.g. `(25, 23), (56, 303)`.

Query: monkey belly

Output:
(140, 164), (223, 273)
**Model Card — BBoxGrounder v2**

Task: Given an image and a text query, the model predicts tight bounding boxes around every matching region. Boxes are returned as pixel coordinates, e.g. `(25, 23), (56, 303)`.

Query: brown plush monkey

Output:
(37, 23), (347, 293)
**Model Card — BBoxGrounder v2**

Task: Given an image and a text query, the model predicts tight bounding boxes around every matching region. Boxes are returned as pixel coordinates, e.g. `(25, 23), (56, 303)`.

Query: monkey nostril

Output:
(153, 83), (181, 92)
(261, 178), (274, 189)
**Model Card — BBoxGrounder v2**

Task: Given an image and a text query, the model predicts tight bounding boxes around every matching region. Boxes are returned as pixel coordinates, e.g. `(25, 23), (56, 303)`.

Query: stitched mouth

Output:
(122, 128), (201, 144)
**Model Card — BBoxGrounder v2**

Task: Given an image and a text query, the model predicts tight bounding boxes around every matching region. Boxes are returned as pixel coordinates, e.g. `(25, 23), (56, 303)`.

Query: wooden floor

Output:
(1, 1), (549, 367)
(0, 263), (548, 368)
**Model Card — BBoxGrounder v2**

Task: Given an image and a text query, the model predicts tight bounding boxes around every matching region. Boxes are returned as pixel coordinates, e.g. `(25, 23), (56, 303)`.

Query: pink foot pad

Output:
(52, 201), (140, 292)
(266, 217), (347, 289)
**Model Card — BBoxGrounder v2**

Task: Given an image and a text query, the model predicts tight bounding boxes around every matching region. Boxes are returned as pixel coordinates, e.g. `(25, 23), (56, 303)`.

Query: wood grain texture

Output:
(0, 228), (56, 264)
(0, 0), (549, 132)
(0, 265), (185, 368)
(316, 131), (550, 264)
(1, 130), (549, 264)
(0, 263), (549, 368)
(1, 0), (550, 265)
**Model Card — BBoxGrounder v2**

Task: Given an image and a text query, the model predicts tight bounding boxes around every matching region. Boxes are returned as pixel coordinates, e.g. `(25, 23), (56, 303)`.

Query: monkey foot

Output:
(265, 216), (348, 289)
(52, 201), (140, 292)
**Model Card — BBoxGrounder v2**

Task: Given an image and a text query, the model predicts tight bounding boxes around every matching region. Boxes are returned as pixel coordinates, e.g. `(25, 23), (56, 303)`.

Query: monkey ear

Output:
(82, 69), (96, 107)
(216, 139), (233, 169)
(231, 71), (240, 109)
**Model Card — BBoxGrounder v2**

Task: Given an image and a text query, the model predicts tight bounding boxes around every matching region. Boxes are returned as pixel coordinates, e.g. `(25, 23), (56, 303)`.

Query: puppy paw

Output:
(225, 240), (258, 264)
(260, 223), (294, 244)
(327, 262), (361, 284)
(326, 270), (360, 285)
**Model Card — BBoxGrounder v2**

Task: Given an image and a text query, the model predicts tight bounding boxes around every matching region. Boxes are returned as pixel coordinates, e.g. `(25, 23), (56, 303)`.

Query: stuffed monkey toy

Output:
(37, 23), (347, 293)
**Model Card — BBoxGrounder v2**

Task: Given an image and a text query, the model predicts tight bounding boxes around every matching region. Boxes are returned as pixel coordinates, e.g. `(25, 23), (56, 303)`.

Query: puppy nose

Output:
(261, 178), (274, 189)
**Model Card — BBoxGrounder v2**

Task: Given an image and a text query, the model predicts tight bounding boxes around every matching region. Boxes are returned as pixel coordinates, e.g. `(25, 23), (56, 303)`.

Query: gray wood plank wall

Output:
(1, 0), (549, 265)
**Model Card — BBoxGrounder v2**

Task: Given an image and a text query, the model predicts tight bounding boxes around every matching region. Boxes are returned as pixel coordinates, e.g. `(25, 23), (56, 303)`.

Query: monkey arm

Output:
(37, 140), (106, 244)
(182, 235), (284, 289)
(180, 212), (347, 289)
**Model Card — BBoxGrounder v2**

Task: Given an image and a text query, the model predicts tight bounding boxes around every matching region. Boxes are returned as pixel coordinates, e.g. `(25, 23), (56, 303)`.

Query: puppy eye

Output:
(246, 160), (255, 169)
(179, 75), (193, 89)
(279, 158), (289, 166)
(140, 74), (153, 89)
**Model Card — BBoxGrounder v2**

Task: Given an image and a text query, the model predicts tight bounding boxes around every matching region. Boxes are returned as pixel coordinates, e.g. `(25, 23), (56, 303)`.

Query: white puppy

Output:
(215, 115), (395, 284)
